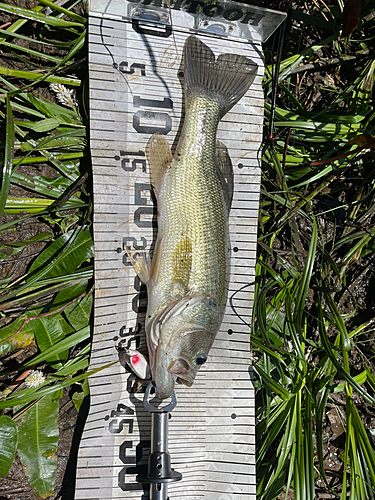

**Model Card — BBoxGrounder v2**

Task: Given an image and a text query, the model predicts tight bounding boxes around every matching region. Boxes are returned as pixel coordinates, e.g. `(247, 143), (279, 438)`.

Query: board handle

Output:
(132, 19), (172, 37)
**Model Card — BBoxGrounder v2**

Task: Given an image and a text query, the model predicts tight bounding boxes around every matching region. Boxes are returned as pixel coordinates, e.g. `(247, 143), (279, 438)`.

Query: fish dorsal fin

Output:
(183, 35), (258, 117)
(172, 236), (192, 293)
(215, 141), (234, 210)
(146, 134), (172, 195)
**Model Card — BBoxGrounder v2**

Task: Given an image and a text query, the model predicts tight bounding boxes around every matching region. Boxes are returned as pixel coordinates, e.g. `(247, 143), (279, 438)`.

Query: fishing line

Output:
(229, 282), (255, 329)
(166, 0), (179, 58)
(99, 1), (134, 97)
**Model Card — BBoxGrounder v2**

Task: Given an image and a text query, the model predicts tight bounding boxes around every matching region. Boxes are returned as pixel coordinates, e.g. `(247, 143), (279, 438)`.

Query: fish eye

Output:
(196, 354), (208, 365)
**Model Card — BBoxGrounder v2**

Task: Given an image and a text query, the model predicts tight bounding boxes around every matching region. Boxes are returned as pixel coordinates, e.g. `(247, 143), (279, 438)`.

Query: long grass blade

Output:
(0, 3), (84, 27)
(0, 96), (14, 220)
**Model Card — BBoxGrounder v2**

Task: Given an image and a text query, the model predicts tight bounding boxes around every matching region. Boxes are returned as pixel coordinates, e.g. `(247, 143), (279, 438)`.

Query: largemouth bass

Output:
(131, 35), (257, 399)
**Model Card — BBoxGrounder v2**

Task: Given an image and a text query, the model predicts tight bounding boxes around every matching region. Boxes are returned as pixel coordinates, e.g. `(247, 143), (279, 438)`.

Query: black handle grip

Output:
(132, 19), (172, 38)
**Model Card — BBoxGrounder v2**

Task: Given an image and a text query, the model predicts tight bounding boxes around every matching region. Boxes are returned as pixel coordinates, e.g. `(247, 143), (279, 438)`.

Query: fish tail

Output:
(183, 35), (258, 117)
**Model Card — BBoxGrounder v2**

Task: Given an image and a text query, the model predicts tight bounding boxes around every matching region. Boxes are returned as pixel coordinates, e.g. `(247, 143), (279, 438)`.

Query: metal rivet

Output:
(228, 329), (233, 335)
(231, 413), (237, 419)
(233, 247), (238, 253)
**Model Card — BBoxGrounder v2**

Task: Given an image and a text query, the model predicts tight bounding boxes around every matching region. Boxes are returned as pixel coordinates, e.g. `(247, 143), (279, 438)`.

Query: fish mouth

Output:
(152, 352), (195, 399)
(154, 374), (175, 400)
(169, 358), (195, 387)
(175, 376), (193, 387)
(152, 344), (175, 400)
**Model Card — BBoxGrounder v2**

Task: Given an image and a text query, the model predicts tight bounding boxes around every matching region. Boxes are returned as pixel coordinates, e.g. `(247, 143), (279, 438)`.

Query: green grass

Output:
(0, 1), (92, 495)
(255, 1), (375, 498)
(0, 0), (374, 498)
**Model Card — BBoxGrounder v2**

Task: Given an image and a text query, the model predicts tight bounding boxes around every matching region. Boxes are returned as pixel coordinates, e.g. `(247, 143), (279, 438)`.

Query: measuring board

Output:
(75, 1), (286, 499)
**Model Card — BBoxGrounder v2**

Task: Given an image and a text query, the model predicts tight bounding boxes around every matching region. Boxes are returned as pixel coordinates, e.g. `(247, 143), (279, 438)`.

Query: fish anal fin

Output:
(172, 236), (192, 293)
(215, 141), (234, 209)
(146, 134), (172, 194)
(125, 249), (150, 284)
(150, 237), (164, 283)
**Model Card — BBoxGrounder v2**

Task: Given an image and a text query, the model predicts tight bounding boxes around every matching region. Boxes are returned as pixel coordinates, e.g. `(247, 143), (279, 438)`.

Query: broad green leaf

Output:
(54, 283), (92, 330)
(28, 228), (93, 280)
(11, 171), (76, 199)
(72, 379), (89, 411)
(65, 292), (93, 330)
(17, 395), (59, 498)
(52, 389), (63, 401)
(0, 415), (17, 477)
(0, 232), (52, 250)
(0, 272), (92, 313)
(18, 270), (92, 294)
(18, 119), (84, 131)
(0, 317), (34, 356)
(0, 97), (45, 119)
(54, 281), (88, 307)
(23, 326), (90, 368)
(26, 118), (61, 133)
(31, 314), (73, 368)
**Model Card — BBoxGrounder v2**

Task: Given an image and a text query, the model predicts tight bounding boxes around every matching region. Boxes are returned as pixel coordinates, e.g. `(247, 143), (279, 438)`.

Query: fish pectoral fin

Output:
(215, 140), (234, 209)
(146, 134), (172, 195)
(125, 249), (151, 284)
(172, 236), (192, 292)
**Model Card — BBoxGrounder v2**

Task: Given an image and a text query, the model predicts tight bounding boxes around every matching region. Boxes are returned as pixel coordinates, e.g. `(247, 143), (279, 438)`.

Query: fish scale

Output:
(164, 153), (226, 297)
